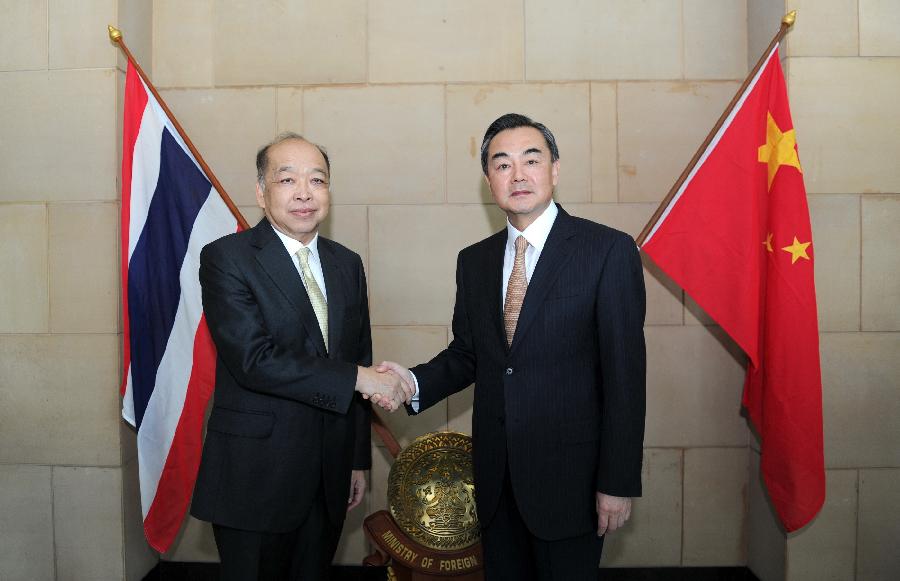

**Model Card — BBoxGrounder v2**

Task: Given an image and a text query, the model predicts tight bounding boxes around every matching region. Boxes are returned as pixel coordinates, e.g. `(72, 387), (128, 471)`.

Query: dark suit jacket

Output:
(411, 205), (646, 541)
(191, 218), (371, 533)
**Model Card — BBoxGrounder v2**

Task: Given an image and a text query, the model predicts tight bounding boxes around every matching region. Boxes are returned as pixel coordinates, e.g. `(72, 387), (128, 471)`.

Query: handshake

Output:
(354, 362), (415, 412)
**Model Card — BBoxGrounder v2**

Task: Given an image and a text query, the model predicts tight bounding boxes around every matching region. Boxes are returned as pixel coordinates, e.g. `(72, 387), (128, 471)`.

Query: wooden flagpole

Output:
(635, 11), (797, 246)
(108, 25), (403, 458)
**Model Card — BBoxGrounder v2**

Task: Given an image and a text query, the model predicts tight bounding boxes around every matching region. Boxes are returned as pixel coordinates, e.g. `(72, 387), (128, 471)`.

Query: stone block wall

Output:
(1, 1), (896, 579)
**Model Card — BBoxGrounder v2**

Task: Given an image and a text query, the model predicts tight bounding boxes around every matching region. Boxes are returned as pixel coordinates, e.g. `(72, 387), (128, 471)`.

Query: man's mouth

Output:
(291, 208), (317, 217)
(510, 190), (531, 197)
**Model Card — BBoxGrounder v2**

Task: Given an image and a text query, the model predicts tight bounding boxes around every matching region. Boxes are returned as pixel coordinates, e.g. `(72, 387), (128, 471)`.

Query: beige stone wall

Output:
(1, 1), (158, 579)
(1, 1), (896, 579)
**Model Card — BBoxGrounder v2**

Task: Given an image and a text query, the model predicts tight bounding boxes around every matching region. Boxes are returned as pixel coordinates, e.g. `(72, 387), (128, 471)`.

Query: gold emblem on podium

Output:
(387, 432), (480, 551)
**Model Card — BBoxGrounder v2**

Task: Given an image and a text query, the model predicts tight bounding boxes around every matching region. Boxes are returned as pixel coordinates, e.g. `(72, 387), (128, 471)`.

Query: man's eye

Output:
(527, 159), (539, 165)
(312, 178), (325, 184)
(497, 163), (510, 170)
(279, 178), (294, 184)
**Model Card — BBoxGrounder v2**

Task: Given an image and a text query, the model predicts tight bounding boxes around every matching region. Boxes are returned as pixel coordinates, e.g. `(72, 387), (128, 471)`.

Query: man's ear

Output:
(551, 160), (560, 187)
(255, 181), (266, 209)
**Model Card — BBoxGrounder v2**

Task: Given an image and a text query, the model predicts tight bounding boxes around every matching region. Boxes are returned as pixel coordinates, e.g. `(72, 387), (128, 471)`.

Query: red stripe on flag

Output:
(120, 63), (149, 396)
(142, 315), (217, 552)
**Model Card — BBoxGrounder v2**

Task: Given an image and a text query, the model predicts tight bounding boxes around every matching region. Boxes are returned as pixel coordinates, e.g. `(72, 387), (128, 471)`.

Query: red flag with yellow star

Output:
(641, 46), (824, 532)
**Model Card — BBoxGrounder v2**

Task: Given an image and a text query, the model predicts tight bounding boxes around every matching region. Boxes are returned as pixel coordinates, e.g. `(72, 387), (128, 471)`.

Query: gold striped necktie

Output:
(297, 247), (328, 351)
(503, 235), (529, 346)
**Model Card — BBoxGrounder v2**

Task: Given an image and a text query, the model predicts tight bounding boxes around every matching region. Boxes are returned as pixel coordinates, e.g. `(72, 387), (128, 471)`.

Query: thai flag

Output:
(120, 62), (240, 552)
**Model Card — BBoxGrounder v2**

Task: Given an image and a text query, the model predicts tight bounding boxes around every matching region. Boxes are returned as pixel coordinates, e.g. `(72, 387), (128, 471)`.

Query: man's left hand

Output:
(596, 493), (632, 536)
(348, 470), (366, 511)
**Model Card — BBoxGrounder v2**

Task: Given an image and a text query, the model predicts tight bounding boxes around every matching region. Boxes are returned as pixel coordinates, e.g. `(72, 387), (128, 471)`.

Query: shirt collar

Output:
(271, 225), (320, 262)
(505, 201), (558, 253)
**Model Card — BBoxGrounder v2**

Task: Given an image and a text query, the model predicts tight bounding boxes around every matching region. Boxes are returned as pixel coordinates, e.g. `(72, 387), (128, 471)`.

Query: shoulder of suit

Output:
(200, 227), (251, 256)
(318, 236), (363, 265)
(566, 213), (636, 247)
(459, 229), (506, 259)
(199, 219), (275, 267)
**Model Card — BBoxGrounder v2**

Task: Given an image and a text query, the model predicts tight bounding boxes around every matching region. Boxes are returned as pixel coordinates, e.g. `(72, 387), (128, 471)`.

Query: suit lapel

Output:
(319, 239), (346, 359)
(251, 220), (328, 357)
(483, 231), (508, 350)
(509, 206), (577, 354)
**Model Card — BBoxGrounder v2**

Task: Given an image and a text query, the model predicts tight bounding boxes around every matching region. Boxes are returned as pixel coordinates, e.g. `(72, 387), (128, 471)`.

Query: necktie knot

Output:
(297, 246), (311, 266)
(514, 235), (527, 254)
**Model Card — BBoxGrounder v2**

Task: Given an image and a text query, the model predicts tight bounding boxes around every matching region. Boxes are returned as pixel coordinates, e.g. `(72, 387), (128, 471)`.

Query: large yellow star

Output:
(781, 236), (811, 264)
(758, 112), (802, 190)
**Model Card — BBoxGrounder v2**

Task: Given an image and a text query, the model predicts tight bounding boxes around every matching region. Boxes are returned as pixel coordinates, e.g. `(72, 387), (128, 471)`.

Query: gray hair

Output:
(256, 131), (331, 187)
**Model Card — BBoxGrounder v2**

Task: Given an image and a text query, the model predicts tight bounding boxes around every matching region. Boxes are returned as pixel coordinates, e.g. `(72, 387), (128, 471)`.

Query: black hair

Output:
(479, 113), (559, 175)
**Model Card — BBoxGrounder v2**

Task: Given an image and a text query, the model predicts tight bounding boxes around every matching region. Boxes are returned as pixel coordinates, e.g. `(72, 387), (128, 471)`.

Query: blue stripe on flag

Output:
(128, 128), (212, 427)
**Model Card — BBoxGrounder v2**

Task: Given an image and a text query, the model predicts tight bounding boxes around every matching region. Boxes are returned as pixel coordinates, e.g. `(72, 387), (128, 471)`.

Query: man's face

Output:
(484, 126), (559, 230)
(256, 139), (330, 244)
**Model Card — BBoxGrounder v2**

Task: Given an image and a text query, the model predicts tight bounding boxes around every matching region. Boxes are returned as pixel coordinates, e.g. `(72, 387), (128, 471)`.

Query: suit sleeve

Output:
(408, 252), (478, 414)
(199, 241), (358, 414)
(595, 234), (646, 497)
(352, 256), (373, 469)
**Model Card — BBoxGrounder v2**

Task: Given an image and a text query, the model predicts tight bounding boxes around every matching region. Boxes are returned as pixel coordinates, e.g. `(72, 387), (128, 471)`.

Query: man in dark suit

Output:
(379, 114), (646, 580)
(191, 133), (409, 580)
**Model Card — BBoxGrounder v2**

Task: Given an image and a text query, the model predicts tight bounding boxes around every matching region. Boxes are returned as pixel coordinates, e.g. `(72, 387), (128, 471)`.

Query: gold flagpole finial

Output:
(108, 24), (122, 42)
(782, 10), (797, 27)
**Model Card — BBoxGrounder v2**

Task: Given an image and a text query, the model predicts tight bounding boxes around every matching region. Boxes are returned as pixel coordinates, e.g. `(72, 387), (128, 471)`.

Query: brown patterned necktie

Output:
(504, 235), (529, 346)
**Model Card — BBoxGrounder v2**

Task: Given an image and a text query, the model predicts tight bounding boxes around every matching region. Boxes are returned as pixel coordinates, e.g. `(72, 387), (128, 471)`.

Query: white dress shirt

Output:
(411, 202), (559, 409)
(271, 226), (328, 301)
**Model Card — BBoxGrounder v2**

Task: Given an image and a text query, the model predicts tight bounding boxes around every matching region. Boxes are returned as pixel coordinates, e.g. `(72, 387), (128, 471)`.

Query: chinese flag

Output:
(641, 46), (825, 532)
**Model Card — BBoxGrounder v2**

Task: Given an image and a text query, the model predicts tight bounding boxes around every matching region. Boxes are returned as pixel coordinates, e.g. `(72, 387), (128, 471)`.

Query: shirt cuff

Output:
(410, 370), (421, 413)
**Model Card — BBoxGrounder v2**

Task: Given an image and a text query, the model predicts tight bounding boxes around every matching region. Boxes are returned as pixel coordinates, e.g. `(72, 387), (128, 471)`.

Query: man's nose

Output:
(512, 164), (526, 181)
(294, 185), (311, 200)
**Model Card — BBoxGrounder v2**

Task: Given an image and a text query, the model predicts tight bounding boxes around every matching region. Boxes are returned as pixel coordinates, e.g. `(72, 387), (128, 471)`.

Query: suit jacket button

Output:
(506, 367), (513, 375)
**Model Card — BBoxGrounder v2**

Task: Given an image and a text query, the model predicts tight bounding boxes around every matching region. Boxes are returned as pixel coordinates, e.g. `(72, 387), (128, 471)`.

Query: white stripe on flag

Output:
(643, 44), (780, 245)
(137, 189), (237, 516)
(128, 102), (164, 261)
(122, 370), (135, 427)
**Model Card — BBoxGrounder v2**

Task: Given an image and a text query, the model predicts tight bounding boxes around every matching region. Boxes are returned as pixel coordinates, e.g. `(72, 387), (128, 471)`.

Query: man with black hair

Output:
(379, 114), (646, 579)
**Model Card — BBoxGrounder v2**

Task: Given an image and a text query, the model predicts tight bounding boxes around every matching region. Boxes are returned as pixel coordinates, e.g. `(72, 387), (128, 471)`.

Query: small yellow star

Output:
(763, 233), (774, 253)
(781, 236), (811, 264)
(758, 112), (802, 190)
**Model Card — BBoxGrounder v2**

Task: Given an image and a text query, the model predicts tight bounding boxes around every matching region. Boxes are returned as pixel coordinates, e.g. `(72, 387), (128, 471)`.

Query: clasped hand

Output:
(355, 364), (415, 412)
